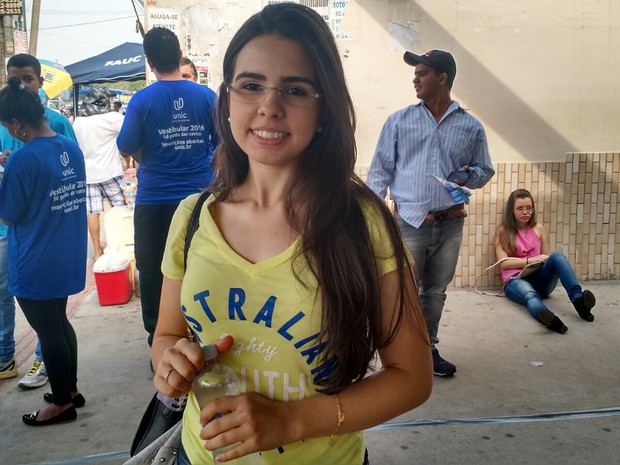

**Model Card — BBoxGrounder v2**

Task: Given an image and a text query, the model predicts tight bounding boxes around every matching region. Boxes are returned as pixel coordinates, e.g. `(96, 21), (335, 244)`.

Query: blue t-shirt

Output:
(0, 108), (76, 239)
(116, 80), (218, 205)
(0, 134), (87, 299)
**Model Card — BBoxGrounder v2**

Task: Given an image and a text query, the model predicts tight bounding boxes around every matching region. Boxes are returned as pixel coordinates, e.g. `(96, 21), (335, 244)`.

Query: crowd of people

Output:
(0, 2), (597, 463)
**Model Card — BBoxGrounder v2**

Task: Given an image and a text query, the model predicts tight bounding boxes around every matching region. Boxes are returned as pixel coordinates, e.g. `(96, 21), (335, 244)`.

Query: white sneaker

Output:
(17, 359), (48, 389)
(0, 358), (18, 379)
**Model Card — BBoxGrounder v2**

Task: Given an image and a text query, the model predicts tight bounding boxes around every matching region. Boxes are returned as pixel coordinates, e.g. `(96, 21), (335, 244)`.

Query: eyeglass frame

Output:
(515, 206), (535, 213)
(226, 84), (322, 108)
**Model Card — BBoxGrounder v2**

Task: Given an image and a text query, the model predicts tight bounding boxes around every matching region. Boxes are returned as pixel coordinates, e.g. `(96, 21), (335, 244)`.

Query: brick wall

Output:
(358, 152), (620, 288)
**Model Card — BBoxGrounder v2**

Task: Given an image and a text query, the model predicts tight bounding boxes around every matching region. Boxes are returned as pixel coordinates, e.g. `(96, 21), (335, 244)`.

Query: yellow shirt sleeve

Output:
(161, 192), (204, 280)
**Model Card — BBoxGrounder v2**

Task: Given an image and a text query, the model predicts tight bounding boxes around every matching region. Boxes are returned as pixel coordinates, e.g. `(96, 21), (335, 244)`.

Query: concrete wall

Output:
(357, 152), (620, 287)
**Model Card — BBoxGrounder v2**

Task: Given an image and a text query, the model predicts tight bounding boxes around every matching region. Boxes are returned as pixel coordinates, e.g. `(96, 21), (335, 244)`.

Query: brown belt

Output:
(392, 202), (467, 222)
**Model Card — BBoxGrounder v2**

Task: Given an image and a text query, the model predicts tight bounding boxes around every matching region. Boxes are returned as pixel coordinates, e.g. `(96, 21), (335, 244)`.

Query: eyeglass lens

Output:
(228, 85), (320, 108)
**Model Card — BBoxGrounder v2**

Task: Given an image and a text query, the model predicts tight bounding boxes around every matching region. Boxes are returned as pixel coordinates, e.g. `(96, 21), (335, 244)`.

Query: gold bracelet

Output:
(329, 394), (345, 445)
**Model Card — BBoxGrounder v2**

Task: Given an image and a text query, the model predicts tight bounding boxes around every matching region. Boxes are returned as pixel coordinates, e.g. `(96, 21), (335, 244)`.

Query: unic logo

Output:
(60, 151), (69, 166)
(104, 55), (142, 67)
(60, 151), (75, 176)
(173, 98), (187, 119)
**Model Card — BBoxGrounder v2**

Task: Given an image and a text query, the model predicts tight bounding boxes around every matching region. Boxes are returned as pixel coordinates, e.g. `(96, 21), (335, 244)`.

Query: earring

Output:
(227, 117), (231, 123)
(316, 125), (323, 133)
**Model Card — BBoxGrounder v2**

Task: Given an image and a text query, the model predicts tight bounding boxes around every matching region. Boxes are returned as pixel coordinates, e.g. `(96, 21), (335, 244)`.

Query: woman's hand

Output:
(154, 337), (204, 398)
(199, 392), (295, 461)
(154, 335), (235, 398)
(0, 150), (10, 166)
(532, 254), (549, 263)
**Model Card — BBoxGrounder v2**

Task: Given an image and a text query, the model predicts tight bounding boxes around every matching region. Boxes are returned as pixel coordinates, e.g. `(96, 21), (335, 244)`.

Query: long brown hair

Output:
(498, 188), (537, 254)
(210, 3), (424, 394)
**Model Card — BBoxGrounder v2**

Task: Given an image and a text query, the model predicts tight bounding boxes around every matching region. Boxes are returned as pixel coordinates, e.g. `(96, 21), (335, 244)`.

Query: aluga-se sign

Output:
(104, 56), (142, 67)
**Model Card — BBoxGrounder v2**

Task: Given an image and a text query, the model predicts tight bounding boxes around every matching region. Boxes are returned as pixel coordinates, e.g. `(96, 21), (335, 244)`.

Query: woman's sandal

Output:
(22, 406), (77, 426)
(43, 392), (86, 408)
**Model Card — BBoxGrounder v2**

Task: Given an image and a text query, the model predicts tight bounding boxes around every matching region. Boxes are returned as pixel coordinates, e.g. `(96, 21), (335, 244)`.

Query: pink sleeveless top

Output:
(501, 227), (542, 283)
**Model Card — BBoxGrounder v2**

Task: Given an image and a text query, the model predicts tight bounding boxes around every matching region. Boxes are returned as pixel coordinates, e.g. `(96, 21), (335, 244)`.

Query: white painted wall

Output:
(146, 0), (620, 164)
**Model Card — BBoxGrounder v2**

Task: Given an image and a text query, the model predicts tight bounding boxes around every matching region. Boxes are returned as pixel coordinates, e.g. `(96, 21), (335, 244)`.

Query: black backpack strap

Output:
(183, 190), (211, 272)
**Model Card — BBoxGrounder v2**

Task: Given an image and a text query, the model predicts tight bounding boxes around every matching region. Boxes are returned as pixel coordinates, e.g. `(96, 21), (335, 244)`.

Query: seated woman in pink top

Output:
(494, 189), (595, 334)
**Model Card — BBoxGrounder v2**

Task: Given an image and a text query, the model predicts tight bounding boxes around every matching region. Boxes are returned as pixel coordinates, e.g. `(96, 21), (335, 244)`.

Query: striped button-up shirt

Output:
(367, 100), (495, 228)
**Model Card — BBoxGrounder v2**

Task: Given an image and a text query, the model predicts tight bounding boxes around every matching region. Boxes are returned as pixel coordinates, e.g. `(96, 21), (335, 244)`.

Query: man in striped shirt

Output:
(367, 49), (495, 377)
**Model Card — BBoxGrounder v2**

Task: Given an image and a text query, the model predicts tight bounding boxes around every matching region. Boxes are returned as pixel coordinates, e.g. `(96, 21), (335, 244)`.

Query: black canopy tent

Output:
(65, 42), (146, 111)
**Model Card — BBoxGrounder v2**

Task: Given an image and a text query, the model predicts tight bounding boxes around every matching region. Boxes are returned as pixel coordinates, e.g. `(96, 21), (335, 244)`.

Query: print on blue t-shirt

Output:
(0, 134), (87, 299)
(116, 80), (218, 205)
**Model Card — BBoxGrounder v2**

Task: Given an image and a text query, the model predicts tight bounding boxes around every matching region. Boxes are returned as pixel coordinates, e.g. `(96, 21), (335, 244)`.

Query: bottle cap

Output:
(202, 344), (218, 361)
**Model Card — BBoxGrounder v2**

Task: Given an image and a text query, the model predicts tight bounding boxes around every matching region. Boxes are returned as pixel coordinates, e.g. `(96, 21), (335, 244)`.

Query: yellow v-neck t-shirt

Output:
(162, 193), (400, 465)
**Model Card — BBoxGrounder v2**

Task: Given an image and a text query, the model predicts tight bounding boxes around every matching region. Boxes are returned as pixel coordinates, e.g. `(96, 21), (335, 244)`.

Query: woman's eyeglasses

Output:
(227, 83), (321, 108)
(515, 206), (534, 213)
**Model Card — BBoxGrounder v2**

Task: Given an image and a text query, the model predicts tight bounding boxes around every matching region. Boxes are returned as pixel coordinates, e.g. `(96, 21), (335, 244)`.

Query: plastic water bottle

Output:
(124, 182), (135, 208)
(192, 345), (263, 465)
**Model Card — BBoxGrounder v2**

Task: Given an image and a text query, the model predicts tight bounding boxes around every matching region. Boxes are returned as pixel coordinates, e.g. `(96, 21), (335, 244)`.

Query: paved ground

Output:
(1, 265), (618, 465)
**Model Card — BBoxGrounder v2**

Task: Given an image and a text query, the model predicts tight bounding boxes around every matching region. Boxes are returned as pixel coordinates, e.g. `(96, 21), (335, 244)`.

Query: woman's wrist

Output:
(286, 394), (344, 443)
(526, 257), (529, 265)
(284, 400), (307, 443)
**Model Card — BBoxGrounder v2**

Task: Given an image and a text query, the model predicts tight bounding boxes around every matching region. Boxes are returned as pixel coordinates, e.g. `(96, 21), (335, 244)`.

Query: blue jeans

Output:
(0, 235), (15, 363)
(397, 214), (464, 344)
(503, 252), (583, 320)
(177, 440), (191, 465)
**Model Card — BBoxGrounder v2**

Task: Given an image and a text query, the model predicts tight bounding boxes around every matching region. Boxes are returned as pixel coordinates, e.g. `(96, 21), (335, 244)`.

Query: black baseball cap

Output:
(403, 49), (457, 84)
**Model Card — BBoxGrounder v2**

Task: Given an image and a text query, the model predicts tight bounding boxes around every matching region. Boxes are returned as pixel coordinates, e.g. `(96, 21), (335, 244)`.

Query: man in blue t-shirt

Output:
(117, 27), (218, 350)
(0, 54), (78, 388)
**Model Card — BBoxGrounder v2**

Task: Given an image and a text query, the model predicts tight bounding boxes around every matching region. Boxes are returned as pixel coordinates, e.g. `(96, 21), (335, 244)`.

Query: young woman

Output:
(150, 3), (432, 464)
(495, 189), (596, 333)
(0, 77), (87, 425)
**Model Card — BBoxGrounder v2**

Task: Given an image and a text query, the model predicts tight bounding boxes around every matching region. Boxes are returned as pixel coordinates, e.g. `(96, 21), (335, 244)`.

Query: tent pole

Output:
(73, 84), (79, 116)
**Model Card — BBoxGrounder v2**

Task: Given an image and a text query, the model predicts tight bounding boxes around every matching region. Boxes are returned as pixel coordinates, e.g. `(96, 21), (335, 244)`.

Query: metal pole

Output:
(1, 15), (14, 86)
(29, 0), (41, 55)
(0, 17), (5, 86)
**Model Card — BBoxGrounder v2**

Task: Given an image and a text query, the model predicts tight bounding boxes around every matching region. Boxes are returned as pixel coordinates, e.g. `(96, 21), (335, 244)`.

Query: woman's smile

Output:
(252, 128), (288, 141)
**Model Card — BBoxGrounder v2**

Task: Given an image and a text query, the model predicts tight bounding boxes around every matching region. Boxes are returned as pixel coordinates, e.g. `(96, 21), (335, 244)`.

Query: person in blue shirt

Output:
(0, 54), (78, 389)
(117, 27), (218, 351)
(0, 76), (87, 426)
(367, 50), (495, 377)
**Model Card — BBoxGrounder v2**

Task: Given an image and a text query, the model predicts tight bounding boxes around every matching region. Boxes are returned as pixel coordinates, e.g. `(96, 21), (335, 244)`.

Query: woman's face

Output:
(513, 197), (534, 227)
(227, 35), (321, 171)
